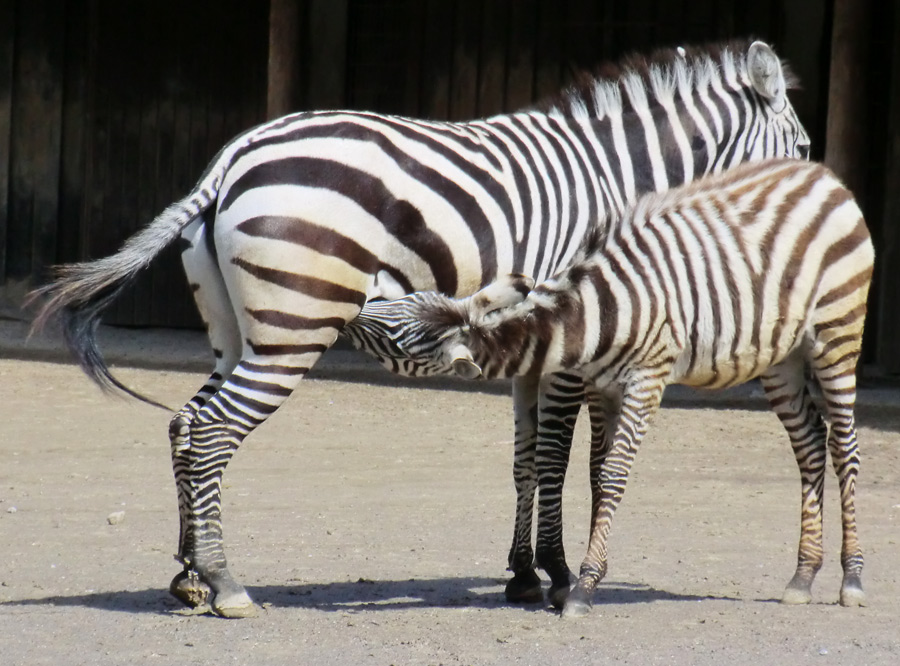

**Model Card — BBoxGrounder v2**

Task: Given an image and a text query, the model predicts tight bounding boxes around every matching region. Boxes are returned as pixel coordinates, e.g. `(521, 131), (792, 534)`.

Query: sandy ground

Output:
(1, 355), (899, 666)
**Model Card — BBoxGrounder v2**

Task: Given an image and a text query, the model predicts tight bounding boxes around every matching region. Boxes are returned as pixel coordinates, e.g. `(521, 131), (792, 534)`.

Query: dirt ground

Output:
(1, 357), (898, 666)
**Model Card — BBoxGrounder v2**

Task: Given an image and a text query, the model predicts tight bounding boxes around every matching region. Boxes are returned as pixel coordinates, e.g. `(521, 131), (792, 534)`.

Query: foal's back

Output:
(611, 159), (874, 389)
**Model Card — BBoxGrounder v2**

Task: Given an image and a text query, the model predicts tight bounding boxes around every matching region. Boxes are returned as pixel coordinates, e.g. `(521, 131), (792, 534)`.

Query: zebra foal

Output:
(352, 158), (873, 617)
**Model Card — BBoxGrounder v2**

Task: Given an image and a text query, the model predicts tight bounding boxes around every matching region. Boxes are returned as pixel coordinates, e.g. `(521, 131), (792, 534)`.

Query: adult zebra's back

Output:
(30, 40), (810, 617)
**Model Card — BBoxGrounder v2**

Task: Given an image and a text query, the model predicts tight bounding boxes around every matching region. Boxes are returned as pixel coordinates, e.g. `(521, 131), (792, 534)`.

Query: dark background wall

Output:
(0, 0), (897, 376)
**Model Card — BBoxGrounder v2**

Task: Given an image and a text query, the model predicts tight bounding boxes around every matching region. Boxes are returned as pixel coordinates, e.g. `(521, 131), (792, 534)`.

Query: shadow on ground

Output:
(0, 577), (739, 616)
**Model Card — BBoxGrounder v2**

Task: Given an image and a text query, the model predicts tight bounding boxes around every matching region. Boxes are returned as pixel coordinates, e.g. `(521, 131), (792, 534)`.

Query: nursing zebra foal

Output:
(352, 158), (874, 617)
(30, 40), (809, 617)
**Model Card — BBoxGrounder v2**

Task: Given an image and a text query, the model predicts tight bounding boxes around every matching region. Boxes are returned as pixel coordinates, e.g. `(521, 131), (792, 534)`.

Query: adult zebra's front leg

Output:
(506, 373), (584, 605)
(505, 375), (542, 602)
(533, 373), (584, 606)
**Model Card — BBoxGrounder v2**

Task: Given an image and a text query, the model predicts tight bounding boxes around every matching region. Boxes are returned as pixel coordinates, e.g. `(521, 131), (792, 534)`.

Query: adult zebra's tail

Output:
(28, 155), (228, 408)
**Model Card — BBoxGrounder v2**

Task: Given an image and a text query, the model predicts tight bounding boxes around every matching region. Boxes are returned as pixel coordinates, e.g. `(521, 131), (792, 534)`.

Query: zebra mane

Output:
(533, 38), (799, 121)
(414, 291), (470, 331)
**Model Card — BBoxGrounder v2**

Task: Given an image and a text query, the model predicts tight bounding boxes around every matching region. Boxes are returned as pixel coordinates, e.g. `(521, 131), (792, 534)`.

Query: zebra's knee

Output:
(169, 410), (195, 452)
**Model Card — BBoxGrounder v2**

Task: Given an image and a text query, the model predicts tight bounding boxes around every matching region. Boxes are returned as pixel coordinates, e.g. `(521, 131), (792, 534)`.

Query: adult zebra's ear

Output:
(447, 343), (482, 380)
(747, 41), (787, 113)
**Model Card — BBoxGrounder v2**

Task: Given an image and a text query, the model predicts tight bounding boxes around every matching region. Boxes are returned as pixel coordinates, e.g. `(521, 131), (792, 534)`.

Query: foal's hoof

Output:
(781, 585), (812, 606)
(505, 569), (543, 603)
(561, 597), (592, 619)
(170, 570), (213, 611)
(560, 583), (593, 618)
(839, 584), (866, 608)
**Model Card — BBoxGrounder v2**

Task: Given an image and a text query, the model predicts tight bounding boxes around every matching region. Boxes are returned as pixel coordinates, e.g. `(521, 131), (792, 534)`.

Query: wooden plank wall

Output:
(0, 0), (896, 374)
(0, 1), (13, 287)
(2, 0), (65, 292)
(876, 2), (900, 374)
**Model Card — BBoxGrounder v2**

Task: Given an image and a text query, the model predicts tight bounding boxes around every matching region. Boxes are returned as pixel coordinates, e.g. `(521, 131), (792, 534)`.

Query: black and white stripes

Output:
(29, 39), (810, 617)
(359, 158), (873, 616)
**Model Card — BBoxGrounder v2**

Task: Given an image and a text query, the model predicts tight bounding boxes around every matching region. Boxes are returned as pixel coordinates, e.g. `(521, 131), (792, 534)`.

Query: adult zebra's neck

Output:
(531, 39), (787, 197)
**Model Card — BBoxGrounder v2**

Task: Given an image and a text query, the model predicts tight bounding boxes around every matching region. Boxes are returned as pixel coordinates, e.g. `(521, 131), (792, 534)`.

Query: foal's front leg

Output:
(562, 382), (663, 618)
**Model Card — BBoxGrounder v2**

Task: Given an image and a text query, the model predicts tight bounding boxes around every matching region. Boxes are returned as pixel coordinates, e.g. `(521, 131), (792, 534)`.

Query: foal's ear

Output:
(747, 41), (787, 112)
(446, 343), (482, 379)
(467, 273), (533, 317)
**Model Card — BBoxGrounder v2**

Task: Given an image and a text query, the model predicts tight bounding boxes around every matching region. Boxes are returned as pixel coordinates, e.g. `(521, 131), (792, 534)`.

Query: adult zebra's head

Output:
(741, 41), (811, 163)
(344, 275), (534, 380)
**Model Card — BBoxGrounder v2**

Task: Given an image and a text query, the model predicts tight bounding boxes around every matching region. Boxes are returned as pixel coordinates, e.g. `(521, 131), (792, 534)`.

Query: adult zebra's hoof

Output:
(505, 569), (543, 603)
(548, 581), (571, 610)
(170, 569), (259, 618)
(547, 570), (576, 609)
(212, 590), (260, 618)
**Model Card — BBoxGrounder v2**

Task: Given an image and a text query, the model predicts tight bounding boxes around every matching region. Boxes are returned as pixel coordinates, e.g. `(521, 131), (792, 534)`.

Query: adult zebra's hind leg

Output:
(169, 219), (244, 612)
(759, 358), (829, 605)
(172, 348), (330, 617)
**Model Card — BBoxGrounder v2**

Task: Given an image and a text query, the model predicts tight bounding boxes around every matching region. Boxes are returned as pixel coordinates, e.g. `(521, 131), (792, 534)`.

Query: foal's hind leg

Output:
(759, 359), (829, 605)
(810, 347), (865, 606)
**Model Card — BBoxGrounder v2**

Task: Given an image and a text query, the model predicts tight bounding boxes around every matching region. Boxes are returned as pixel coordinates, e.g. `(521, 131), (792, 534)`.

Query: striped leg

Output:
(533, 372), (583, 607)
(563, 380), (664, 618)
(169, 219), (244, 611)
(540, 383), (620, 609)
(811, 347), (865, 607)
(759, 359), (829, 605)
(169, 223), (359, 616)
(171, 352), (324, 617)
(505, 375), (543, 602)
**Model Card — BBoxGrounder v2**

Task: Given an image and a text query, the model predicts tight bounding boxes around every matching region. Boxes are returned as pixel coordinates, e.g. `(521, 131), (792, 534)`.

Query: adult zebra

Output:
(348, 158), (874, 617)
(30, 40), (809, 617)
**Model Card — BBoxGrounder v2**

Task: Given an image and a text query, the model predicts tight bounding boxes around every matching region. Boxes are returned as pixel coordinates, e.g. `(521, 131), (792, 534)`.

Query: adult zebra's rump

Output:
(353, 158), (873, 617)
(29, 40), (809, 617)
